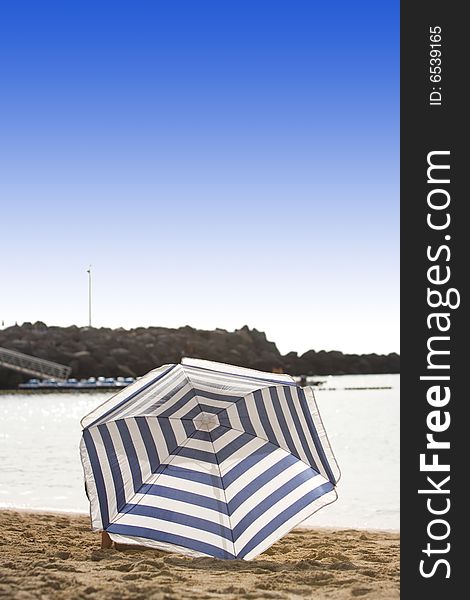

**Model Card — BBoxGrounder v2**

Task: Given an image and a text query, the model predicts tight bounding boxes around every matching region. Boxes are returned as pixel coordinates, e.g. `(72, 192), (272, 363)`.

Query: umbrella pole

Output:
(101, 531), (113, 549)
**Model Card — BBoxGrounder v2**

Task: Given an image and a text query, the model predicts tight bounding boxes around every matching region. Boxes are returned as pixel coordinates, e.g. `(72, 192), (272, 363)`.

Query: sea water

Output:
(0, 374), (399, 530)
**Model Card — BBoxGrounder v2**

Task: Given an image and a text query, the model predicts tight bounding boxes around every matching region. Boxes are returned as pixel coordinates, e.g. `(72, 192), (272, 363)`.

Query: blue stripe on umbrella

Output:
(178, 406), (203, 420)
(106, 523), (235, 560)
(155, 389), (197, 418)
(217, 413), (232, 430)
(283, 386), (320, 470)
(232, 467), (321, 539)
(155, 416), (179, 453)
(176, 445), (219, 464)
(228, 454), (302, 514)
(216, 432), (255, 464)
(139, 484), (229, 515)
(194, 389), (244, 403)
(298, 387), (336, 484)
(115, 420), (143, 492)
(268, 387), (300, 459)
(135, 417), (161, 471)
(253, 389), (277, 444)
(191, 429), (212, 442)
(82, 429), (109, 528)
(192, 425), (230, 443)
(230, 398), (256, 436)
(222, 442), (275, 487)
(238, 481), (334, 558)
(156, 464), (224, 488)
(122, 503), (234, 541)
(196, 403), (225, 414)
(180, 417), (196, 438)
(97, 424), (127, 512)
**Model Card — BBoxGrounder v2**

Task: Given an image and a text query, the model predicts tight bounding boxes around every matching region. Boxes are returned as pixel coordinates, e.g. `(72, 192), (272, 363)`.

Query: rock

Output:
(0, 323), (400, 388)
(73, 350), (91, 358)
(110, 347), (130, 358)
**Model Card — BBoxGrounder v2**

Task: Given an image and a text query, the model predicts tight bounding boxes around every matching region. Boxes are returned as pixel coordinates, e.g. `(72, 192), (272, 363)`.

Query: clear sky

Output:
(0, 1), (399, 356)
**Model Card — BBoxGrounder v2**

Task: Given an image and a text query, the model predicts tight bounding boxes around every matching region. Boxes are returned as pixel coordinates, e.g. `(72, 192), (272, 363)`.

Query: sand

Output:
(0, 511), (399, 599)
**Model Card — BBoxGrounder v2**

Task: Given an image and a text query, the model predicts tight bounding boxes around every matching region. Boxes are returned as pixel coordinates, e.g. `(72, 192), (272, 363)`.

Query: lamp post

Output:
(87, 266), (92, 328)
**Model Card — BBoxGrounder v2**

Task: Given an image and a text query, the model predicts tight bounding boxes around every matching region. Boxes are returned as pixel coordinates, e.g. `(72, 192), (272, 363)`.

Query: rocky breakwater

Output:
(0, 323), (283, 388)
(0, 322), (399, 388)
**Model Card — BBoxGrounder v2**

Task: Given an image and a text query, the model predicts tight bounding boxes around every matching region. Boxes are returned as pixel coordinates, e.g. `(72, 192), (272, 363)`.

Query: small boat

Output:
(18, 376), (136, 391)
(295, 376), (326, 387)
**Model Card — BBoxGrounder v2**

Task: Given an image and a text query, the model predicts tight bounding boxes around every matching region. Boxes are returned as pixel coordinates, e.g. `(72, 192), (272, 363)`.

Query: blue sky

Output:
(0, 1), (399, 355)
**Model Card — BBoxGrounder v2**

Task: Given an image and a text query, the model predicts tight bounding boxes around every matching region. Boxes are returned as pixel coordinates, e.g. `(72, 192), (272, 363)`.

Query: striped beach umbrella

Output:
(80, 359), (340, 560)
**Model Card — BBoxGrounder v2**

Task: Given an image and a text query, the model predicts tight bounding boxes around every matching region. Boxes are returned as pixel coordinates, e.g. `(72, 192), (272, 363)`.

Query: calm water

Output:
(0, 374), (399, 530)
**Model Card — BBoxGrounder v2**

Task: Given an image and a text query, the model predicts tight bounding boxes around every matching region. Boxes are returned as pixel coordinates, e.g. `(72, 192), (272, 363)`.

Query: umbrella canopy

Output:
(80, 359), (340, 560)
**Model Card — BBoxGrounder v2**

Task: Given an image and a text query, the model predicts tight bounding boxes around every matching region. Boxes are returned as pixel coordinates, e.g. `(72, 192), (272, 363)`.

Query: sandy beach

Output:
(0, 511), (399, 599)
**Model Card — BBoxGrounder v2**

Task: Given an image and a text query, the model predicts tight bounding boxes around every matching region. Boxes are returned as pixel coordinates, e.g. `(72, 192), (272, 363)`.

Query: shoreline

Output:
(0, 510), (400, 599)
(0, 506), (400, 534)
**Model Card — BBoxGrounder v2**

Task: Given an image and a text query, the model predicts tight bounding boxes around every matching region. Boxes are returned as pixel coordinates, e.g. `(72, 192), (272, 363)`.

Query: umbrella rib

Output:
(302, 386), (342, 484)
(84, 364), (194, 430)
(207, 429), (236, 559)
(109, 430), (201, 526)
(216, 421), (322, 474)
(82, 364), (177, 429)
(107, 428), (238, 558)
(215, 421), (325, 478)
(224, 387), (336, 480)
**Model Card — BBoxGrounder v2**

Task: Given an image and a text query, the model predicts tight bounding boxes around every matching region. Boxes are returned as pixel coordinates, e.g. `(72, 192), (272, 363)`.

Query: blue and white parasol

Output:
(80, 358), (339, 560)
